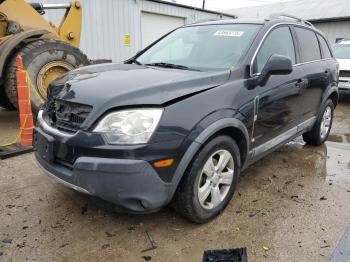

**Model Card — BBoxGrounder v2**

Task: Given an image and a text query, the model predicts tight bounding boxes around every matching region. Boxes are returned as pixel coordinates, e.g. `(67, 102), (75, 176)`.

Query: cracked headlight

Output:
(93, 108), (163, 144)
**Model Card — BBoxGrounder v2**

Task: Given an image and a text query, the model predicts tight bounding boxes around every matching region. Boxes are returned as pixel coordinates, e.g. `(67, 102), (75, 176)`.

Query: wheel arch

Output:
(322, 85), (339, 108)
(328, 90), (339, 107)
(193, 119), (249, 168)
(169, 118), (250, 199)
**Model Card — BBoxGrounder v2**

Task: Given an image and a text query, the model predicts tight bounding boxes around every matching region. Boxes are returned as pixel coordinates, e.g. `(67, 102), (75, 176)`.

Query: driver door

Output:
(251, 26), (305, 148)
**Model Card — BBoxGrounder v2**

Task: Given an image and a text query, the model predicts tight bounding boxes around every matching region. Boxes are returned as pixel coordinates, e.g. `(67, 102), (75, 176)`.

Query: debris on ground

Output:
(128, 225), (136, 231)
(2, 239), (12, 244)
(262, 245), (270, 251)
(101, 244), (110, 250)
(202, 248), (248, 261)
(142, 230), (157, 252)
(105, 231), (116, 237)
(142, 255), (152, 261)
(248, 210), (260, 218)
(59, 243), (69, 248)
(16, 242), (25, 249)
(81, 204), (88, 215)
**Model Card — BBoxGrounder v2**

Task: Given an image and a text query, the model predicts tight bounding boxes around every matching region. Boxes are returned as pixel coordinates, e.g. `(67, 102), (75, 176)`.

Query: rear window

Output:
(317, 35), (332, 59)
(294, 27), (321, 62)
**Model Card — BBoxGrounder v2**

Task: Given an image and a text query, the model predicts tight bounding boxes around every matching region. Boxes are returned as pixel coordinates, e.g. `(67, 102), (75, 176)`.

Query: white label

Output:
(214, 30), (244, 37)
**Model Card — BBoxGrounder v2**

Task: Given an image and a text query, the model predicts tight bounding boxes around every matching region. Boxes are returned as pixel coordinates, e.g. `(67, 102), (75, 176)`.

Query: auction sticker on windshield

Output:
(214, 31), (244, 37)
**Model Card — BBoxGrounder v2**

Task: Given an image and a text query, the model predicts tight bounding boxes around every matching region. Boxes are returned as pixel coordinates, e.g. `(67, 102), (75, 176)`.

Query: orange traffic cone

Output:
(0, 56), (34, 159)
(15, 55), (34, 147)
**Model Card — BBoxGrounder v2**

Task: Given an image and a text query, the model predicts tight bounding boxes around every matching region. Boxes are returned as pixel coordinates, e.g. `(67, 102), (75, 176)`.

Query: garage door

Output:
(141, 12), (185, 48)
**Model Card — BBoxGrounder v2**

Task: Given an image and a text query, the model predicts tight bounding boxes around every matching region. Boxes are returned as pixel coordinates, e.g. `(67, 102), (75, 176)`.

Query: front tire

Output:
(173, 135), (241, 223)
(303, 99), (334, 146)
(4, 39), (89, 114)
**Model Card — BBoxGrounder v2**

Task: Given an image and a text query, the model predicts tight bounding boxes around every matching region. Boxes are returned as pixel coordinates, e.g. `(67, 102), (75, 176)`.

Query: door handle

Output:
(296, 79), (308, 89)
(296, 79), (304, 88)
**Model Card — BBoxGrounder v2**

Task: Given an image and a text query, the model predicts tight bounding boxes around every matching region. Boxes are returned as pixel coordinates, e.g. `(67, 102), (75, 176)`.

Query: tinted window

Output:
(294, 27), (321, 62)
(317, 35), (332, 58)
(255, 26), (296, 73)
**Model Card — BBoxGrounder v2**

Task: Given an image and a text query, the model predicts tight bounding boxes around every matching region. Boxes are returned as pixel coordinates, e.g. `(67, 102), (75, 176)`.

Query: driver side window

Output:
(255, 26), (296, 73)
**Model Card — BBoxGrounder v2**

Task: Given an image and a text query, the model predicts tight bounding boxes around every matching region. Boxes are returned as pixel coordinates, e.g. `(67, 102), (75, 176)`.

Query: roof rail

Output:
(268, 13), (314, 27)
(188, 17), (232, 25)
(192, 18), (223, 24)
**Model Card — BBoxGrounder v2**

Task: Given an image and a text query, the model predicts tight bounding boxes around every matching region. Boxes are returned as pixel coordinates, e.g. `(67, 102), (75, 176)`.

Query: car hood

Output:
(337, 59), (350, 71)
(54, 63), (230, 116)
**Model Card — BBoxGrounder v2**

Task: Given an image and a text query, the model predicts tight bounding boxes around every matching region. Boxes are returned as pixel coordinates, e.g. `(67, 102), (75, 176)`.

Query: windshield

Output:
(333, 45), (350, 59)
(136, 24), (261, 71)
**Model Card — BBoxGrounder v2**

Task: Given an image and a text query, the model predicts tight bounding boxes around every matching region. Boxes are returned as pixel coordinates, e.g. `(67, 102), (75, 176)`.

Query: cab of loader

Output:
(0, 0), (89, 113)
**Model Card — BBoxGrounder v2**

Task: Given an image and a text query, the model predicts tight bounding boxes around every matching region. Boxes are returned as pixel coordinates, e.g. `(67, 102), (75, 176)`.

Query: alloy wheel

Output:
(198, 149), (235, 210)
(320, 106), (332, 140)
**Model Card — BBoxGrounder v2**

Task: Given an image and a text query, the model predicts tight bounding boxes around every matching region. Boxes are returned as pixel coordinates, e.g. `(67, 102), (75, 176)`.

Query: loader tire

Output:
(4, 39), (89, 114)
(0, 86), (15, 110)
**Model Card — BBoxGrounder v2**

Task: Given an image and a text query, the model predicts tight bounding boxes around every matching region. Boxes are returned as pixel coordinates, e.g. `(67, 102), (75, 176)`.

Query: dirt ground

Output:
(0, 96), (349, 262)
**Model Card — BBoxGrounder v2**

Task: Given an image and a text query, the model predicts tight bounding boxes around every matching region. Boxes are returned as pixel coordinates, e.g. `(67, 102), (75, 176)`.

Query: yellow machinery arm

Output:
(0, 0), (82, 47)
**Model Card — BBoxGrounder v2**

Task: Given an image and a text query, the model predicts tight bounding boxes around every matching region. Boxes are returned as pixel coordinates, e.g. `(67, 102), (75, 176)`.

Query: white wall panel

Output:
(314, 22), (350, 44)
(141, 12), (185, 47)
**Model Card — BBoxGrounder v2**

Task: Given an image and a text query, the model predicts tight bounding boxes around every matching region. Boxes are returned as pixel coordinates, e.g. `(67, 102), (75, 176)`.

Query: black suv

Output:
(34, 14), (339, 223)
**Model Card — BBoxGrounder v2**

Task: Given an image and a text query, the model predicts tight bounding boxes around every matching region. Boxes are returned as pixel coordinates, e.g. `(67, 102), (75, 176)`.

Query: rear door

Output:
(251, 25), (305, 148)
(292, 26), (330, 121)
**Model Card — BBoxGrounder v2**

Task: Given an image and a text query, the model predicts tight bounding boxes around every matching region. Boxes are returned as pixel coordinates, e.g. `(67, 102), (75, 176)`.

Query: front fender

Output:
(167, 113), (250, 201)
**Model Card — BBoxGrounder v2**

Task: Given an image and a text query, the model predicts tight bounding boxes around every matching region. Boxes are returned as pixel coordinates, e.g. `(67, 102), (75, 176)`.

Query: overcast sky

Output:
(164, 0), (296, 11)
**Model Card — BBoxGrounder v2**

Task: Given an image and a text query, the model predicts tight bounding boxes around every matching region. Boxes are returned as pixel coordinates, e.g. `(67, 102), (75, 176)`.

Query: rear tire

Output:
(4, 39), (89, 114)
(302, 99), (334, 146)
(173, 135), (241, 223)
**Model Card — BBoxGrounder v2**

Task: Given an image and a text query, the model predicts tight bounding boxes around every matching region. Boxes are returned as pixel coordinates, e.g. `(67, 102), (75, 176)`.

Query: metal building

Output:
(226, 0), (350, 44)
(41, 0), (235, 62)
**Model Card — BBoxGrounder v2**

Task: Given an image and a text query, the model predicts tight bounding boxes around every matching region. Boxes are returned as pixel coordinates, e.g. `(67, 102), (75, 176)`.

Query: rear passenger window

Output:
(255, 26), (296, 73)
(294, 27), (321, 62)
(317, 35), (332, 58)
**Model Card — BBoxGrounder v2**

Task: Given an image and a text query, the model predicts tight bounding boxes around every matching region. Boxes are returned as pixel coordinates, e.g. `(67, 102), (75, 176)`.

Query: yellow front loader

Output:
(0, 0), (89, 112)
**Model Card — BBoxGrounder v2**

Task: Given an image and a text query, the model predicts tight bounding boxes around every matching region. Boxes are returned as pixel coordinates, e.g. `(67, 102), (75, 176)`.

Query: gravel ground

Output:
(0, 95), (349, 262)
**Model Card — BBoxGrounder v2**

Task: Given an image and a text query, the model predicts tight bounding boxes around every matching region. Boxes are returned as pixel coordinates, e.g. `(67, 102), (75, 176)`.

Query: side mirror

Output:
(247, 54), (293, 88)
(262, 54), (293, 76)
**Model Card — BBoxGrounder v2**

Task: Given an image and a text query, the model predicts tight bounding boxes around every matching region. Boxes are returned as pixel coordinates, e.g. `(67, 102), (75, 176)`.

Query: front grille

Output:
(339, 70), (350, 78)
(45, 99), (92, 134)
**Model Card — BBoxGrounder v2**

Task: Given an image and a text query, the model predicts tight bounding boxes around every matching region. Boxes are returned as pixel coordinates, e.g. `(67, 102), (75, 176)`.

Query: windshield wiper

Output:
(125, 57), (142, 65)
(145, 62), (199, 71)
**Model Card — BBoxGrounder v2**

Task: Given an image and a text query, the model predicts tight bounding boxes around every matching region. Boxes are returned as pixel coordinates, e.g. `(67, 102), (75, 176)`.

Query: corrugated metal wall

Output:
(40, 0), (233, 62)
(313, 21), (350, 44)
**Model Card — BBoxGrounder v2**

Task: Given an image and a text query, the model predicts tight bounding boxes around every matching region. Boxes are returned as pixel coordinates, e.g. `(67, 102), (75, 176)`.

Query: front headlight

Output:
(93, 108), (163, 144)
